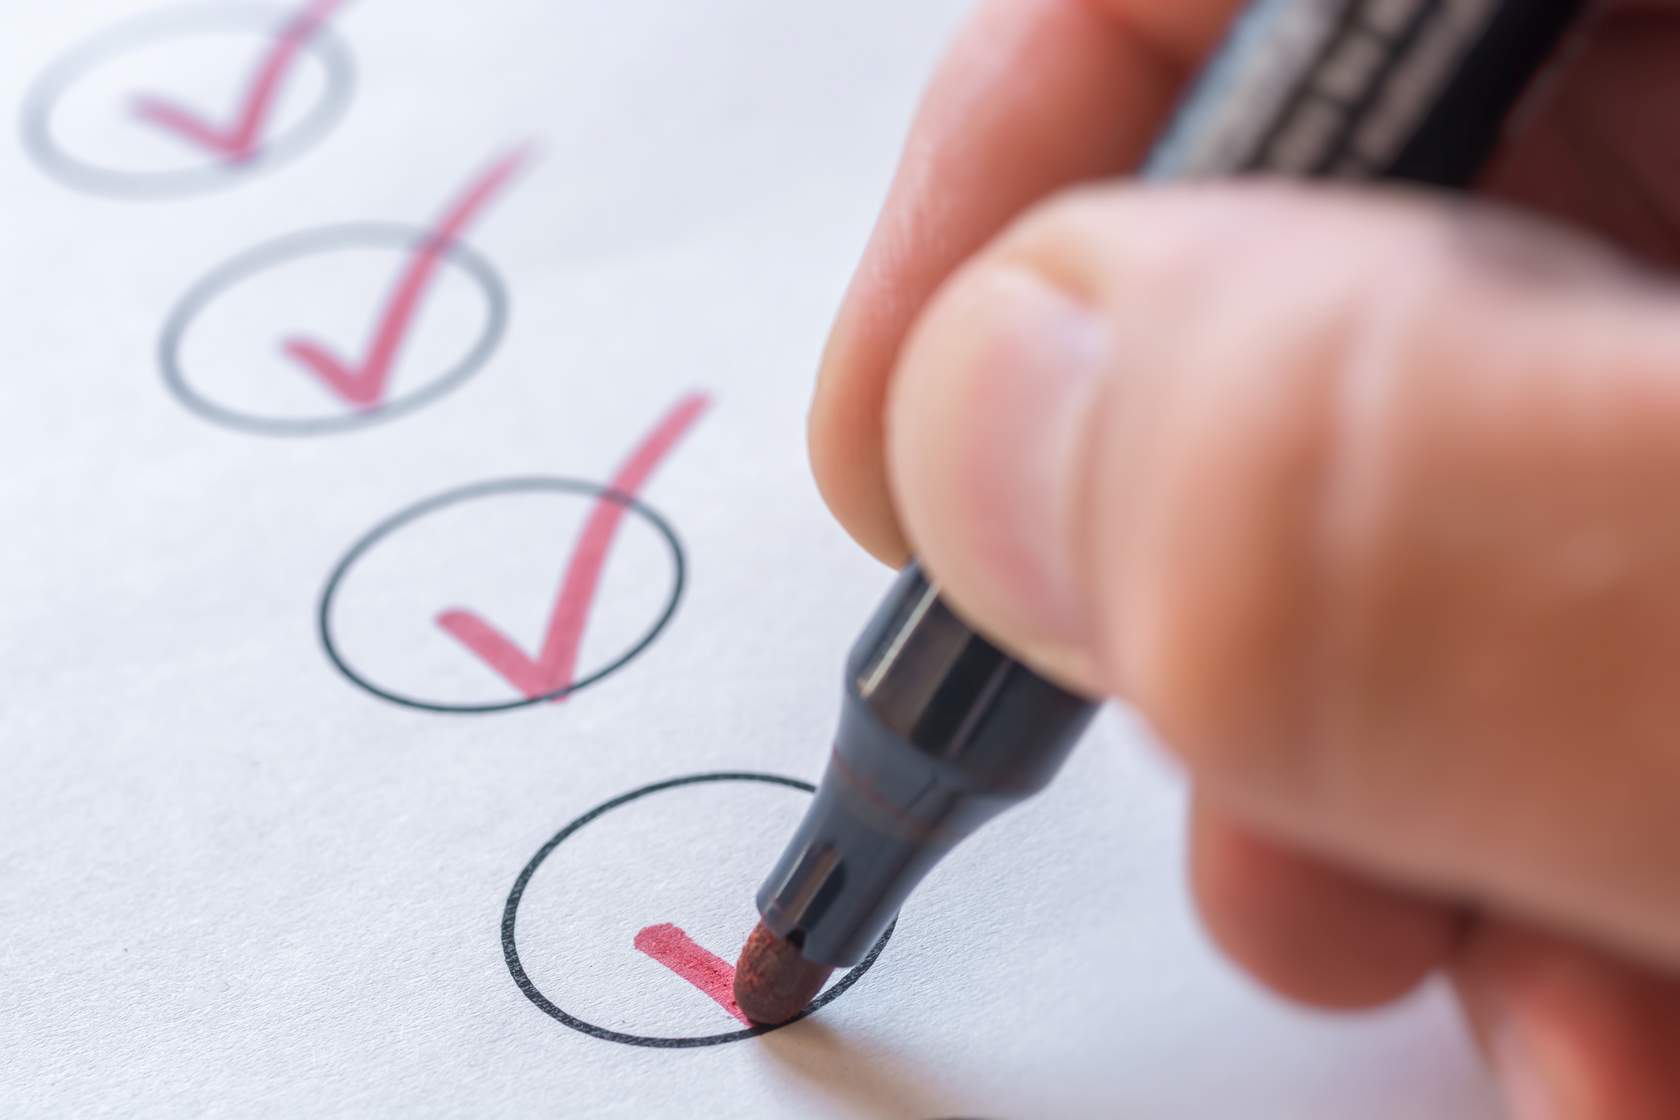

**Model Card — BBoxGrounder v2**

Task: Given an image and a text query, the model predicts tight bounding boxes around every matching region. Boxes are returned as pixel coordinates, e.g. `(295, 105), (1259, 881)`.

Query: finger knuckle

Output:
(1118, 195), (1474, 799)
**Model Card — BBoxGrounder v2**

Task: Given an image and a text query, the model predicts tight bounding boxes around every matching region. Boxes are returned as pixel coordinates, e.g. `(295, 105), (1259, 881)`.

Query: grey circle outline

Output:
(502, 771), (896, 1048)
(317, 476), (685, 714)
(159, 222), (507, 437)
(20, 3), (355, 198)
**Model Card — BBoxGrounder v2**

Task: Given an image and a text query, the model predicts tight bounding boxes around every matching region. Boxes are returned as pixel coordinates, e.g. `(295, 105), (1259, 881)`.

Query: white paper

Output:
(0, 2), (1498, 1116)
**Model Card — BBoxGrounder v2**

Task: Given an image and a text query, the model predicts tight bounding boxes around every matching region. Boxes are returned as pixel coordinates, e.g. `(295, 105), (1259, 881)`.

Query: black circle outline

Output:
(20, 3), (355, 198)
(502, 772), (895, 1048)
(318, 477), (684, 714)
(159, 222), (507, 437)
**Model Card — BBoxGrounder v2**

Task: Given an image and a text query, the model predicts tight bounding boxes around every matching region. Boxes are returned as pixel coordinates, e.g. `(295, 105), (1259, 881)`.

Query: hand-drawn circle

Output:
(502, 772), (896, 1048)
(20, 4), (354, 198)
(318, 477), (684, 714)
(160, 222), (506, 436)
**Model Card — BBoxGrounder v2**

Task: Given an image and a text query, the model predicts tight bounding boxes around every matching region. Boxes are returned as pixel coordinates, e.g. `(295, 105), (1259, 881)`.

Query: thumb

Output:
(885, 182), (1680, 969)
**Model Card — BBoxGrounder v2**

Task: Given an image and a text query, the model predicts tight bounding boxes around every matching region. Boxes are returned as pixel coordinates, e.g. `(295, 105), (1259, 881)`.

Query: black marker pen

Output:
(734, 0), (1588, 1024)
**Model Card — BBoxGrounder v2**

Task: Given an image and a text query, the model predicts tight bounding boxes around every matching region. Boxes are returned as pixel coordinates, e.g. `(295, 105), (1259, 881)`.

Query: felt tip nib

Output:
(732, 919), (835, 1026)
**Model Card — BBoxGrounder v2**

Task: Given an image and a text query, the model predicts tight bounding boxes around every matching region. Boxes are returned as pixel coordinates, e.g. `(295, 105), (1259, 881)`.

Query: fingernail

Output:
(890, 265), (1110, 683)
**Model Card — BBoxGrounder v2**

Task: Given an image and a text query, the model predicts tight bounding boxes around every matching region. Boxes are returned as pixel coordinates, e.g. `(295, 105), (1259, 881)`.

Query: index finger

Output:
(809, 0), (1245, 563)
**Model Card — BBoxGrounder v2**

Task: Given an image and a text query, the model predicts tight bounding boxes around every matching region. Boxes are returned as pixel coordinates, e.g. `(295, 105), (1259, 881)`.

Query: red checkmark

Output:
(131, 0), (345, 163)
(280, 147), (529, 409)
(436, 392), (711, 700)
(633, 923), (750, 1026)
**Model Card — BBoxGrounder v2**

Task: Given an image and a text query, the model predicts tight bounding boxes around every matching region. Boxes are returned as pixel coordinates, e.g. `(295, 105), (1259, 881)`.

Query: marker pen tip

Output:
(732, 919), (834, 1026)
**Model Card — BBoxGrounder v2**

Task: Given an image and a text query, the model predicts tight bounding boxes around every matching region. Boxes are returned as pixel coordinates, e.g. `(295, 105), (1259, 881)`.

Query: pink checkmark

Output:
(633, 923), (750, 1026)
(131, 0), (345, 163)
(280, 147), (529, 409)
(435, 392), (711, 700)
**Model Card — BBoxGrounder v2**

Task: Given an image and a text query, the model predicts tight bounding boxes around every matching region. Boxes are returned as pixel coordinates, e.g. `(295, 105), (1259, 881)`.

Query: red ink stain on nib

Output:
(634, 923), (750, 1026)
(732, 918), (835, 1026)
(281, 145), (533, 409)
(131, 0), (345, 163)
(436, 392), (711, 700)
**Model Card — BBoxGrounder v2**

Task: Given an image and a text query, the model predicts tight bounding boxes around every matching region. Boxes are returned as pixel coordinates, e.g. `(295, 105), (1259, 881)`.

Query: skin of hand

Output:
(808, 0), (1680, 1115)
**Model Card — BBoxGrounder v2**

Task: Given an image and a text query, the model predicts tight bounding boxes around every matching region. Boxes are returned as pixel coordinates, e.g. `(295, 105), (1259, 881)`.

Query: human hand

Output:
(808, 2), (1680, 1115)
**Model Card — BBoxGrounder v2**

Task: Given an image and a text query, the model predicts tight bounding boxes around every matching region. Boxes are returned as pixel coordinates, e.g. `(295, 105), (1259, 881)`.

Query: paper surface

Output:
(0, 2), (1499, 1116)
